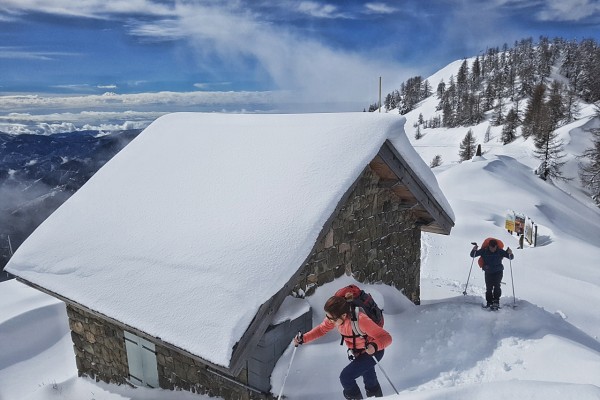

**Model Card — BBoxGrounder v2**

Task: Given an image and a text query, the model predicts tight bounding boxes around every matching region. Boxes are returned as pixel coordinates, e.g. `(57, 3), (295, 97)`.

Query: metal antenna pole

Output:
(378, 77), (382, 113)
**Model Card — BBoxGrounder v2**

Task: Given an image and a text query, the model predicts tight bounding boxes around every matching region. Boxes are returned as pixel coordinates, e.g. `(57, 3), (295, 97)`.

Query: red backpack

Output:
(335, 284), (384, 328)
(477, 237), (505, 268)
(335, 285), (384, 355)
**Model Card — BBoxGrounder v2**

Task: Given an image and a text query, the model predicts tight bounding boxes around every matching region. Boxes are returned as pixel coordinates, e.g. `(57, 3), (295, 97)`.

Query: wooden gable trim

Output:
(376, 141), (454, 235)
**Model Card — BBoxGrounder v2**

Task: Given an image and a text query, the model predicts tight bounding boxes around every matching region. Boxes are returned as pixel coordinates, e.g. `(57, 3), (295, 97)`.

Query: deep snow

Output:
(1, 60), (600, 399)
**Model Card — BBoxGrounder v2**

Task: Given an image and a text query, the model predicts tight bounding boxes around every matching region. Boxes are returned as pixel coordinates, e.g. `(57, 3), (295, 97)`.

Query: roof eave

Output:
(13, 276), (239, 377)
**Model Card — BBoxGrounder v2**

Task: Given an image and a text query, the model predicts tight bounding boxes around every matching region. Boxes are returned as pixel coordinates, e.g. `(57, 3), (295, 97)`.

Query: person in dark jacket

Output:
(470, 239), (514, 309)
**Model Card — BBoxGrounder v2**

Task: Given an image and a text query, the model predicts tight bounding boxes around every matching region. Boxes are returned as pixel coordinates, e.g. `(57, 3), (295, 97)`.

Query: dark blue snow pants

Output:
(340, 350), (384, 398)
(485, 271), (503, 304)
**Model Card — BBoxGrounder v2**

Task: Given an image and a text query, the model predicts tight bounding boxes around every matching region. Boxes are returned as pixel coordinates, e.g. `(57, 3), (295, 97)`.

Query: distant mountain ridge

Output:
(0, 129), (141, 278)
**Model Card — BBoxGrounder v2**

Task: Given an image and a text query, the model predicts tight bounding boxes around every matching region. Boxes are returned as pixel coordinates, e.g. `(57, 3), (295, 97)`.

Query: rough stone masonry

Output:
(294, 165), (422, 303)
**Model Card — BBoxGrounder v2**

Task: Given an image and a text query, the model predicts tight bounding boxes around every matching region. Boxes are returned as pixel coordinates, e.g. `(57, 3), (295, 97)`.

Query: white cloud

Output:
(0, 0), (176, 20)
(536, 0), (600, 21)
(0, 13), (18, 22)
(126, 80), (150, 87)
(0, 89), (295, 134)
(435, 0), (598, 62)
(0, 91), (282, 112)
(0, 109), (159, 135)
(193, 81), (233, 90)
(50, 84), (94, 92)
(126, 18), (188, 41)
(484, 0), (600, 21)
(168, 3), (408, 105)
(434, 1), (532, 63)
(364, 3), (398, 15)
(296, 1), (346, 19)
(0, 46), (76, 60)
(0, 0), (412, 108)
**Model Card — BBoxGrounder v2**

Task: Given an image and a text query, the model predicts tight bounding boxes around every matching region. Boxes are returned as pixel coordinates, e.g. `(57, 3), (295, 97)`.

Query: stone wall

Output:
(67, 304), (272, 399)
(66, 305), (129, 385)
(155, 345), (266, 399)
(294, 165), (422, 303)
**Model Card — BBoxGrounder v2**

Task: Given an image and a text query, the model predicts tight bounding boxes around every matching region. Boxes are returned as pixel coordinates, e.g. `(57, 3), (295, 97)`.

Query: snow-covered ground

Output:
(2, 62), (600, 399)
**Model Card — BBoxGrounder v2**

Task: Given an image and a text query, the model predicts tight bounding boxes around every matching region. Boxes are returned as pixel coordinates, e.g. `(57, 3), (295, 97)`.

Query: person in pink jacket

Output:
(294, 295), (392, 399)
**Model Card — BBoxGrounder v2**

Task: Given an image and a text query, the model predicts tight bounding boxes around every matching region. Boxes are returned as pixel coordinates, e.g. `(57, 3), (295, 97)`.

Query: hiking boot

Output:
(365, 383), (383, 397)
(343, 388), (364, 399)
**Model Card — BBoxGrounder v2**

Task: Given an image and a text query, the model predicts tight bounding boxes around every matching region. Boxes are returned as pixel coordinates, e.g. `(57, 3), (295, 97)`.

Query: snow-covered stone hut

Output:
(6, 113), (454, 399)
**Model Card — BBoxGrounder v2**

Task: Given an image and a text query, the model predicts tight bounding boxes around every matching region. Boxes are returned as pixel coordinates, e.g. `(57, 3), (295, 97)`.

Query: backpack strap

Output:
(350, 307), (366, 337)
(339, 306), (368, 350)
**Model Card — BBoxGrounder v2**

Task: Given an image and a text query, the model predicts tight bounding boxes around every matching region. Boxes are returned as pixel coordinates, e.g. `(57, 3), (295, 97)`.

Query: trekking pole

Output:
(509, 254), (516, 308)
(277, 332), (301, 400)
(373, 356), (399, 395)
(463, 242), (478, 295)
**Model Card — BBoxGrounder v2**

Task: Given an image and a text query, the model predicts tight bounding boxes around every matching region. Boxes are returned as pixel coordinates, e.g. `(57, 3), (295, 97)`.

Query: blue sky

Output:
(1, 0), (600, 128)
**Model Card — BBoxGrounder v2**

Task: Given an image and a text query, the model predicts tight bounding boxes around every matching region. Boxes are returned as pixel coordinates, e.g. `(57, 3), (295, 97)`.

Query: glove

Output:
(507, 247), (513, 255)
(365, 342), (378, 355)
(293, 332), (304, 346)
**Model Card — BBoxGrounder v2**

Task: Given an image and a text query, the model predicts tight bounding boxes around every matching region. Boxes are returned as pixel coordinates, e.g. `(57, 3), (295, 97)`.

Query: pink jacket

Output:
(303, 312), (392, 351)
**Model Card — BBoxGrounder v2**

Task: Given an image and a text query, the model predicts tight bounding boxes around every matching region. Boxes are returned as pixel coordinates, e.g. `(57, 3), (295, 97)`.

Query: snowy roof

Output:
(6, 112), (454, 369)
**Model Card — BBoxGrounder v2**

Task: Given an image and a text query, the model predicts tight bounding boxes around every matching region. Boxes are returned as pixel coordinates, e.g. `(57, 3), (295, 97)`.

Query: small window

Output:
(124, 331), (160, 388)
